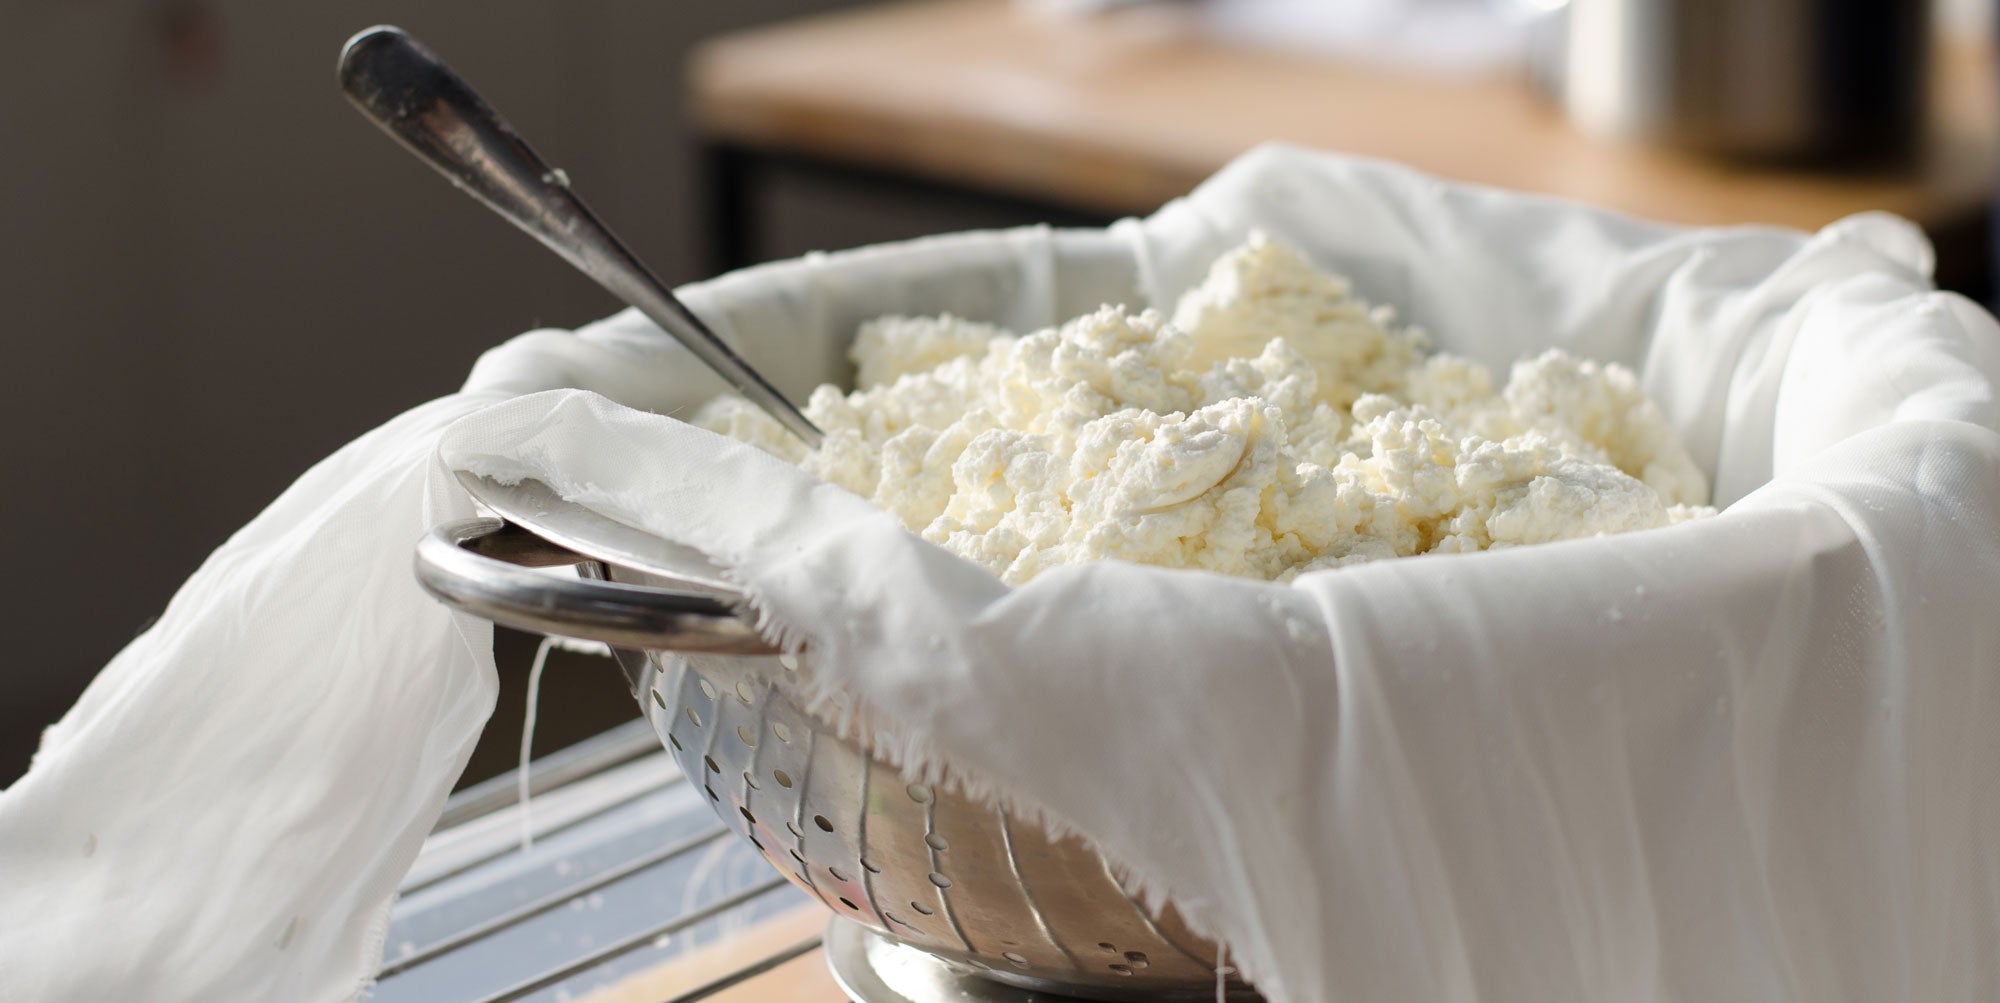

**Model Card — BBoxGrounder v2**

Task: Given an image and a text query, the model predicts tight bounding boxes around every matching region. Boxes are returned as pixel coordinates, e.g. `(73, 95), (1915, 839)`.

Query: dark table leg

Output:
(700, 142), (759, 277)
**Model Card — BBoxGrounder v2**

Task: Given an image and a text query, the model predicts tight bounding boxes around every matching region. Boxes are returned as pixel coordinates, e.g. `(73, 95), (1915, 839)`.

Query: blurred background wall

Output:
(0, 1), (1086, 787)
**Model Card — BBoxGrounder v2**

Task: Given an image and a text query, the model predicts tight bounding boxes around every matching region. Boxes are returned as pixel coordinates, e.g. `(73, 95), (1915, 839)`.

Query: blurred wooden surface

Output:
(690, 0), (1999, 234)
(574, 905), (839, 1003)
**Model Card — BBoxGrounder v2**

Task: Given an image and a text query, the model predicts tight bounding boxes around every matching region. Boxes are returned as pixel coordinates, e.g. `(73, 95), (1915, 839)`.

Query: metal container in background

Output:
(1553, 0), (1933, 162)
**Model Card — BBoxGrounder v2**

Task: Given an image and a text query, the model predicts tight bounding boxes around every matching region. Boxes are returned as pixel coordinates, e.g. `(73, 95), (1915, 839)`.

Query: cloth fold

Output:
(0, 319), (702, 1000)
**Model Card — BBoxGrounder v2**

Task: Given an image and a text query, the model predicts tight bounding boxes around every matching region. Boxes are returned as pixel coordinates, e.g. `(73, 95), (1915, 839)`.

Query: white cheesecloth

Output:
(0, 324), (699, 999)
(6, 145), (2000, 1002)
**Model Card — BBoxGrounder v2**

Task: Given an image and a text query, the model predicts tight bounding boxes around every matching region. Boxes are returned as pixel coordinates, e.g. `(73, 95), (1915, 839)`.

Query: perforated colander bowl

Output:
(417, 514), (1258, 1002)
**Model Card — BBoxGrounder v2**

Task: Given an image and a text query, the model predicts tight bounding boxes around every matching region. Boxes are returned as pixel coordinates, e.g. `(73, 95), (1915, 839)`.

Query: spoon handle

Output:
(337, 25), (823, 447)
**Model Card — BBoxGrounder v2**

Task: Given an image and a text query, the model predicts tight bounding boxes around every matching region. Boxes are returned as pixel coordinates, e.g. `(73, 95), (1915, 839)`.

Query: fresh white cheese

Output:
(700, 233), (1713, 584)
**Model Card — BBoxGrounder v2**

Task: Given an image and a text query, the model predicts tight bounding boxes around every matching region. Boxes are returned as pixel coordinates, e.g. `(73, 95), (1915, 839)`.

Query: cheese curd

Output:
(699, 233), (1713, 585)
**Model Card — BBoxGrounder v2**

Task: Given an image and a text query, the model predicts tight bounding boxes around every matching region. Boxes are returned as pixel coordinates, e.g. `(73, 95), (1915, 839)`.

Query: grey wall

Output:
(0, 2), (895, 786)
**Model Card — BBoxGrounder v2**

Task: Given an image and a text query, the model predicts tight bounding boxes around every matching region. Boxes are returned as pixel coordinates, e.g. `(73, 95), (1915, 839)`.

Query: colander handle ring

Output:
(414, 518), (778, 654)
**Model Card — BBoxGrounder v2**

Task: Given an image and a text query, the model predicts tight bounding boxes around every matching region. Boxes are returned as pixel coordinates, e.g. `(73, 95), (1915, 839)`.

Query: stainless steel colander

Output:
(417, 501), (1258, 1002)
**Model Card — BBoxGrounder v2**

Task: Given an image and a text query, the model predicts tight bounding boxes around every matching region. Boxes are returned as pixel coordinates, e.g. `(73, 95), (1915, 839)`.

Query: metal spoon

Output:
(337, 25), (822, 448)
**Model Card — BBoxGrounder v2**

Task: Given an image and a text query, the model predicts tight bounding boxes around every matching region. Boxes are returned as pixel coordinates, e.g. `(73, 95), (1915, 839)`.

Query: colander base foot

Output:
(826, 919), (1097, 1003)
(826, 920), (1259, 1003)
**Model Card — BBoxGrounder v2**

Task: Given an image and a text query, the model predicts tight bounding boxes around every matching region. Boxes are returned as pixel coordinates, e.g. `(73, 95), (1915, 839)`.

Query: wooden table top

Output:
(690, 0), (1999, 234)
(575, 905), (842, 1003)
